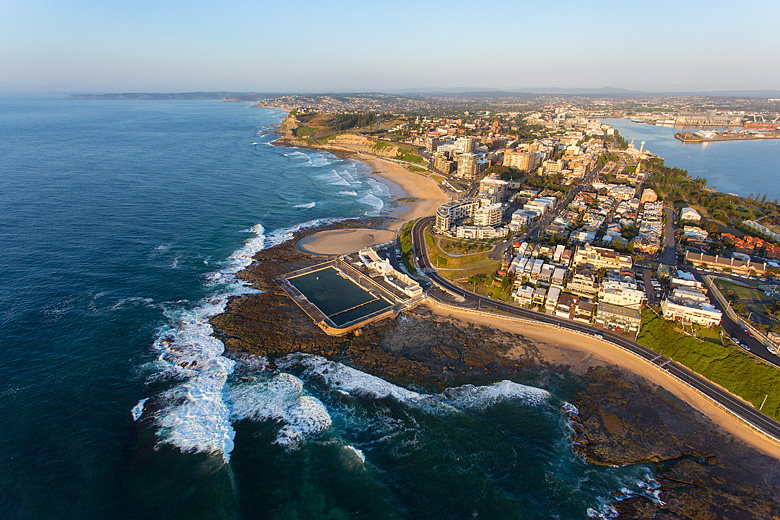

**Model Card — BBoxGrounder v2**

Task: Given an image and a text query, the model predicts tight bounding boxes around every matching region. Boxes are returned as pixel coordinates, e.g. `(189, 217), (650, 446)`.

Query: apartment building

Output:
(661, 288), (722, 327)
(573, 244), (633, 271)
(435, 198), (480, 232)
(474, 203), (503, 227)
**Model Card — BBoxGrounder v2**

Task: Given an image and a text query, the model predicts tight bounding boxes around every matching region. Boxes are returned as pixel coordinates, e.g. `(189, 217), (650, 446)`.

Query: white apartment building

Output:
(455, 136), (477, 154)
(479, 176), (508, 201)
(456, 153), (478, 180)
(598, 280), (644, 308)
(454, 225), (508, 240)
(661, 288), (722, 327)
(573, 244), (633, 271)
(435, 198), (480, 232)
(474, 203), (503, 227)
(512, 285), (534, 306)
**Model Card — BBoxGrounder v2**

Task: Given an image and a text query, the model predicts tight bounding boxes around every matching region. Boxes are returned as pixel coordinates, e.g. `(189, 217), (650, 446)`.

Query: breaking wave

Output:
(279, 354), (550, 410)
(229, 373), (332, 449)
(141, 219), (342, 461)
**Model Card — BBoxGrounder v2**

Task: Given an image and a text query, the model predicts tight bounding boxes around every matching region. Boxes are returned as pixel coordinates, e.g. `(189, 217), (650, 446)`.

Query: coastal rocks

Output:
(576, 367), (780, 519)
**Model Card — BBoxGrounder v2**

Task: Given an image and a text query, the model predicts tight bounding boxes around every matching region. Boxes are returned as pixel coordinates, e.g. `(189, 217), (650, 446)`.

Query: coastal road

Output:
(411, 216), (780, 443)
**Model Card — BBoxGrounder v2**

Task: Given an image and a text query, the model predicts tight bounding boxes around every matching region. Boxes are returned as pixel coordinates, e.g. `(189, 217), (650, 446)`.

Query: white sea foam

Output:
(110, 296), (155, 311)
(151, 297), (237, 459)
(294, 202), (316, 209)
(217, 223), (268, 279)
(587, 504), (619, 519)
(310, 152), (332, 167)
(156, 355), (236, 457)
(440, 380), (550, 409)
(282, 354), (549, 410)
(562, 402), (579, 415)
(263, 218), (341, 249)
(367, 177), (391, 198)
(358, 192), (384, 215)
(281, 354), (422, 402)
(144, 222), (274, 461)
(359, 177), (388, 215)
(318, 169), (351, 186)
(344, 445), (366, 463)
(229, 373), (332, 449)
(144, 220), (351, 460)
(132, 398), (149, 421)
(285, 151), (310, 161)
(335, 165), (359, 184)
(338, 190), (358, 197)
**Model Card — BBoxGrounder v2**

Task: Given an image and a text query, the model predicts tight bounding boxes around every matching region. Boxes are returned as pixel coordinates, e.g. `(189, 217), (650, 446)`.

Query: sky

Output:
(2, 0), (779, 93)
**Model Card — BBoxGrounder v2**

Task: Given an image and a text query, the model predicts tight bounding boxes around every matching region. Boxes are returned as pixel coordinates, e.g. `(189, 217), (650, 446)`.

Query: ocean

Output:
(603, 118), (780, 201)
(0, 96), (659, 519)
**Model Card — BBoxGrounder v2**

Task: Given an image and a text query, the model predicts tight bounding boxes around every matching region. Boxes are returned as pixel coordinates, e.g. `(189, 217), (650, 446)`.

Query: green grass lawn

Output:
(295, 125), (315, 137)
(424, 229), (499, 281)
(637, 309), (780, 421)
(400, 220), (416, 274)
(714, 278), (766, 301)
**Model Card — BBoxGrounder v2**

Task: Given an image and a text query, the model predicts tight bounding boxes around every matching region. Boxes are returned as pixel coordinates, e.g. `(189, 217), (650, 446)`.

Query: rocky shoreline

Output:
(209, 223), (780, 519)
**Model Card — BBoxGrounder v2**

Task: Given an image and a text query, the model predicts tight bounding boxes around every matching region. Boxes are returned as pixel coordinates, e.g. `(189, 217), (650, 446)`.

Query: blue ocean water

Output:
(603, 119), (780, 201)
(0, 97), (658, 519)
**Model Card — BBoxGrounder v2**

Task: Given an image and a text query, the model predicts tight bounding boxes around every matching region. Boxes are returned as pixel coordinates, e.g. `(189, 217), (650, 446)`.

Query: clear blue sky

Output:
(2, 0), (779, 93)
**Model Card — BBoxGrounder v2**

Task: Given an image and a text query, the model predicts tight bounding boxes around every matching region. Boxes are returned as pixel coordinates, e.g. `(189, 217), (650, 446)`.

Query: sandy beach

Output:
(296, 228), (396, 255)
(354, 153), (449, 231)
(295, 153), (449, 255)
(427, 301), (780, 460)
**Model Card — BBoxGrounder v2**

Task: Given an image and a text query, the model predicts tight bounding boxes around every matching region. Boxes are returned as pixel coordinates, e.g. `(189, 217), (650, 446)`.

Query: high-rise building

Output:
(455, 136), (477, 154)
(456, 153), (478, 180)
(478, 176), (508, 201)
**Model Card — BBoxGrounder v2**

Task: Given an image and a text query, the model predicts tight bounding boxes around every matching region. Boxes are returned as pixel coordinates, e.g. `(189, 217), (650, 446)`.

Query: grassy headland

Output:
(637, 309), (780, 421)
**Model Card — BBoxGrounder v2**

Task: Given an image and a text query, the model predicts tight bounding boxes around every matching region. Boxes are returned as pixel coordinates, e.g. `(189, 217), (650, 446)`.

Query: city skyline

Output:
(2, 0), (780, 93)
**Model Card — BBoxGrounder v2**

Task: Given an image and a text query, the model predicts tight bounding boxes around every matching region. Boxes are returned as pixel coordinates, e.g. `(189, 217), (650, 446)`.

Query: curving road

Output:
(411, 216), (780, 443)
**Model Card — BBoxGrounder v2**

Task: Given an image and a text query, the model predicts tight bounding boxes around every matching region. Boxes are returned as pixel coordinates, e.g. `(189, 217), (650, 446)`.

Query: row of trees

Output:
(329, 113), (379, 131)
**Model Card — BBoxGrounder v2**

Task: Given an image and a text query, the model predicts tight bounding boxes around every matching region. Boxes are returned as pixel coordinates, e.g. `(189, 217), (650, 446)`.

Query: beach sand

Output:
(295, 154), (449, 255)
(354, 154), (449, 231)
(296, 228), (396, 255)
(427, 301), (780, 460)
